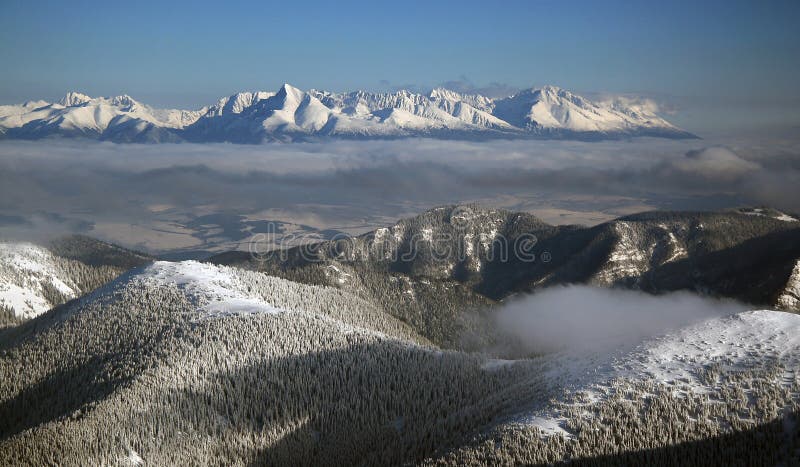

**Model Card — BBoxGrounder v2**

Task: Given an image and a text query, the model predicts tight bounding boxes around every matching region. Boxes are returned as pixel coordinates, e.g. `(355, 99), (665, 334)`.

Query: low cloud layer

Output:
(494, 286), (747, 354)
(600, 95), (663, 115)
(0, 135), (798, 250)
(671, 146), (761, 179)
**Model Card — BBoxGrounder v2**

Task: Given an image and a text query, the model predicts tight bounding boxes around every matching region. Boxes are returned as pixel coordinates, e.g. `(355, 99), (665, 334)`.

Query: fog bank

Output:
(494, 286), (747, 354)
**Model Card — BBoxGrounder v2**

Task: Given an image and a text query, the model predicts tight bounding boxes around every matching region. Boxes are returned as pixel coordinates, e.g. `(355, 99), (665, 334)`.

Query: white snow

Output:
(479, 229), (498, 251)
(740, 208), (797, 222)
(658, 224), (688, 264)
(618, 310), (799, 389)
(0, 91), (204, 141)
(392, 225), (405, 243)
(374, 227), (389, 242)
(122, 450), (143, 466)
(325, 264), (352, 284)
(0, 283), (52, 319)
(463, 234), (475, 257)
(421, 228), (433, 242)
(663, 231), (687, 263)
(134, 261), (411, 342)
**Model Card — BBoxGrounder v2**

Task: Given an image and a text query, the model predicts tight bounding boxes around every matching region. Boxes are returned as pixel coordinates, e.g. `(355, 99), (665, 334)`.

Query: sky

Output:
(1, 0), (799, 132)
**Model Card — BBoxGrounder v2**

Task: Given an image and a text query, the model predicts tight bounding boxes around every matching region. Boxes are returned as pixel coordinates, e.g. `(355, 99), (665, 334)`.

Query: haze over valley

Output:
(1, 130), (798, 257)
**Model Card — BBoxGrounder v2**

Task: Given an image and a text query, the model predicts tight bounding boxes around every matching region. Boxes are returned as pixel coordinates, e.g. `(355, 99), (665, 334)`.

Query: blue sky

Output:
(1, 0), (798, 131)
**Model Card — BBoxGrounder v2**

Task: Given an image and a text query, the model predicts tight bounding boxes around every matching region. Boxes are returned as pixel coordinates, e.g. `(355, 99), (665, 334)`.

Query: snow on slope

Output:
(591, 221), (649, 284)
(131, 261), (283, 318)
(492, 85), (679, 133)
(85, 260), (404, 339)
(498, 310), (800, 436)
(0, 84), (693, 142)
(738, 207), (799, 223)
(777, 260), (800, 310)
(0, 242), (79, 319)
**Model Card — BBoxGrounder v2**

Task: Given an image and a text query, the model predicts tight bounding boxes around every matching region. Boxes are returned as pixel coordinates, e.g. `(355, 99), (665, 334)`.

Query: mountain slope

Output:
(492, 86), (680, 136)
(0, 236), (152, 323)
(0, 261), (498, 465)
(0, 93), (203, 142)
(212, 205), (800, 311)
(434, 309), (800, 465)
(0, 259), (796, 465)
(0, 84), (694, 143)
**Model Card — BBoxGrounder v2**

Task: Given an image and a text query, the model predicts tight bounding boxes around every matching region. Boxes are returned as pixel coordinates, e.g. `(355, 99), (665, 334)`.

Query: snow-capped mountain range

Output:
(0, 84), (695, 143)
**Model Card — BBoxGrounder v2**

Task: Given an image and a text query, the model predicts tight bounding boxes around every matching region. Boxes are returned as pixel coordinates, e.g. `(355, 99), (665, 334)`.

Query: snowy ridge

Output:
(0, 84), (694, 143)
(0, 242), (79, 319)
(0, 92), (205, 142)
(503, 310), (800, 436)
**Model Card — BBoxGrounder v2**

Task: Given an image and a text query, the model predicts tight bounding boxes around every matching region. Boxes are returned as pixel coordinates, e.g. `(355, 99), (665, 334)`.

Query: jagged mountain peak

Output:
(429, 87), (467, 100)
(58, 91), (143, 109)
(59, 91), (93, 107)
(108, 94), (138, 107)
(206, 91), (274, 116)
(532, 84), (562, 94)
(509, 84), (562, 98)
(272, 83), (307, 107)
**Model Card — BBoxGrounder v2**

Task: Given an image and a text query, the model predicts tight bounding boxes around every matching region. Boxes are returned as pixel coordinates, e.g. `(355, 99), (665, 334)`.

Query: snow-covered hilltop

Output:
(507, 309), (800, 438)
(0, 84), (695, 143)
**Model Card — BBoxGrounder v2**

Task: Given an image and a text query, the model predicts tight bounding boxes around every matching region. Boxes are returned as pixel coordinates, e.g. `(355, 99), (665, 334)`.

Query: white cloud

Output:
(494, 286), (746, 354)
(671, 146), (761, 178)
